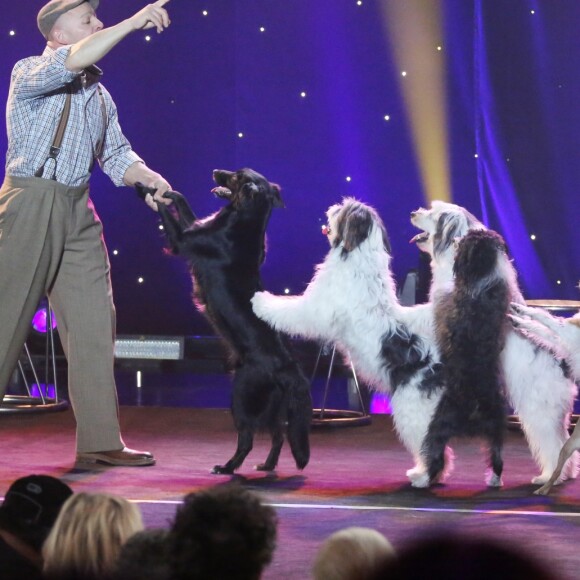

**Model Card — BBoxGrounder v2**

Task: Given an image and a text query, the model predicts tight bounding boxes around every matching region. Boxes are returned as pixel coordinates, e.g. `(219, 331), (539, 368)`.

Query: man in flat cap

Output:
(0, 1), (173, 466)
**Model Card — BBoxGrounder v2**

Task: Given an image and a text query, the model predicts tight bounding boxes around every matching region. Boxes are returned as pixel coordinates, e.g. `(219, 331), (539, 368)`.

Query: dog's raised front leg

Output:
(165, 190), (198, 228)
(252, 292), (329, 342)
(212, 430), (253, 474)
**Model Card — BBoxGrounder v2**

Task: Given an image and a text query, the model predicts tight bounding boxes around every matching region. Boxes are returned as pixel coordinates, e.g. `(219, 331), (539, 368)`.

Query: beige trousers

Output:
(0, 176), (124, 453)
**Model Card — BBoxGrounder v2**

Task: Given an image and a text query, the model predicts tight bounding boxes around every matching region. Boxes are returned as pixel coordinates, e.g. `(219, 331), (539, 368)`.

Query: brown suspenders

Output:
(34, 82), (108, 180)
(34, 89), (72, 179)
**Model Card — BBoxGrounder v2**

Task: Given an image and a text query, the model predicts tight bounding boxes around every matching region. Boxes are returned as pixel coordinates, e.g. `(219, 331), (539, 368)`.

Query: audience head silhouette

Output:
(168, 484), (277, 580)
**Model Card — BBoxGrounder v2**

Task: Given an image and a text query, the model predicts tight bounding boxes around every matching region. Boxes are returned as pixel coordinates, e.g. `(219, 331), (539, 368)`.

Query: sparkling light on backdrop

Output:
(1, 0), (579, 336)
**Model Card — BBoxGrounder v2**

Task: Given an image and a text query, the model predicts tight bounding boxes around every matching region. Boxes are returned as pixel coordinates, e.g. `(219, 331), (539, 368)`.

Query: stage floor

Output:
(1, 401), (580, 579)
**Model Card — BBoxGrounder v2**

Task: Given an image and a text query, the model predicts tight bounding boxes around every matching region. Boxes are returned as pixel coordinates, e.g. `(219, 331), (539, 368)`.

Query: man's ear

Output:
(52, 27), (67, 44)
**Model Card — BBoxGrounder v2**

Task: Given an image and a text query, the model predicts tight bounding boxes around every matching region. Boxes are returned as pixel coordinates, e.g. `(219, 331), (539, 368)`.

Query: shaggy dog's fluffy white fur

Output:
(411, 201), (578, 485)
(253, 198), (451, 487)
(510, 303), (580, 494)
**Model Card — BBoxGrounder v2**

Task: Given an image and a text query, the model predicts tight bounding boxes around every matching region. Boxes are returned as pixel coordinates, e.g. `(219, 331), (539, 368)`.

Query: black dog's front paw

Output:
(211, 464), (235, 475)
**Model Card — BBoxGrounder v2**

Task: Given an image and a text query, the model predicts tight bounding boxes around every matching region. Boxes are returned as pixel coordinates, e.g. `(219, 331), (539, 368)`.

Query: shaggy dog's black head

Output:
(453, 229), (508, 291)
(212, 168), (284, 210)
(325, 198), (391, 259)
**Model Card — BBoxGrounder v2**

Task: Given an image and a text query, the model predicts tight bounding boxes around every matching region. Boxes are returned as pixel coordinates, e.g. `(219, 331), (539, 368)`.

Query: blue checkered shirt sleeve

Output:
(6, 45), (142, 187)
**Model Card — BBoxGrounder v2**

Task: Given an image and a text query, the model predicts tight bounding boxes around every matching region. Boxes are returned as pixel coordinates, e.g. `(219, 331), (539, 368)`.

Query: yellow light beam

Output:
(380, 0), (450, 203)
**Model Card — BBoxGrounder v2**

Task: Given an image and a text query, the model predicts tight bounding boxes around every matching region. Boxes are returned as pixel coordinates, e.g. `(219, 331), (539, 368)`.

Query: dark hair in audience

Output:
(114, 528), (170, 580)
(371, 533), (555, 580)
(168, 484), (277, 580)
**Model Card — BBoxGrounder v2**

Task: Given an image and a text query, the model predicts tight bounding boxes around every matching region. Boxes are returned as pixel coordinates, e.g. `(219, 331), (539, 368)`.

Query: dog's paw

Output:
(406, 465), (425, 479)
(255, 463), (276, 472)
(410, 473), (431, 488)
(211, 465), (235, 475)
(485, 471), (503, 488)
(534, 483), (553, 496)
(251, 292), (265, 315)
(530, 473), (563, 485)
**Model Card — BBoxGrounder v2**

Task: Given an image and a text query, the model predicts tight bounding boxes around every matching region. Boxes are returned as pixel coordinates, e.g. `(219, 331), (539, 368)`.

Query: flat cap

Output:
(37, 0), (100, 40)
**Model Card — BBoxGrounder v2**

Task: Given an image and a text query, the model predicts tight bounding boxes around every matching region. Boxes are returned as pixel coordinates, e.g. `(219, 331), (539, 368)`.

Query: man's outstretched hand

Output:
(129, 0), (172, 34)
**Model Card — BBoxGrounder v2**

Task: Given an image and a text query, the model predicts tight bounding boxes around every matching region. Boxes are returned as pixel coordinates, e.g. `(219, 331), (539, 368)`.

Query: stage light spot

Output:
(346, 176), (352, 182)
(556, 280), (561, 285)
(284, 288), (290, 294)
(238, 132), (244, 138)
(357, 0), (363, 5)
(32, 307), (57, 333)
(112, 249), (119, 256)
(384, 114), (391, 121)
(159, 224), (164, 230)
(530, 234), (536, 240)
(474, 153), (479, 158)
(300, 91), (307, 98)
(437, 45), (442, 51)
(202, 10), (208, 16)
(401, 70), (407, 77)
(9, 30), (16, 36)
(145, 35), (151, 42)
(530, 10), (535, 15)
(138, 277), (144, 284)
(259, 26), (266, 32)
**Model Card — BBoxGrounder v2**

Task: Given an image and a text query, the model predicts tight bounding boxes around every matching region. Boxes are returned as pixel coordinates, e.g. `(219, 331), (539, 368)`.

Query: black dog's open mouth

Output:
(409, 232), (429, 245)
(211, 186), (232, 198)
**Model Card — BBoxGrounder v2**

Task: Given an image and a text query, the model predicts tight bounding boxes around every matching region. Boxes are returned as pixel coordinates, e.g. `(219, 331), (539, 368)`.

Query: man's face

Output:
(52, 2), (103, 44)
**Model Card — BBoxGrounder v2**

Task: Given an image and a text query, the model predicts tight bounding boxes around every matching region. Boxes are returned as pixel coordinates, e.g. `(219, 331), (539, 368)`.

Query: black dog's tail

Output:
(280, 364), (312, 470)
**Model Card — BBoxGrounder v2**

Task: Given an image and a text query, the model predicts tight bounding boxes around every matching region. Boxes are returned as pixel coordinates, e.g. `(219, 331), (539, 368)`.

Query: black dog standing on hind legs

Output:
(424, 229), (512, 486)
(136, 168), (312, 474)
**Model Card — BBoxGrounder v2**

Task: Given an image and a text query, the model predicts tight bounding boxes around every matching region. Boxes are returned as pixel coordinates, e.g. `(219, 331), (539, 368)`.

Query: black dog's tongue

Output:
(212, 186), (232, 198)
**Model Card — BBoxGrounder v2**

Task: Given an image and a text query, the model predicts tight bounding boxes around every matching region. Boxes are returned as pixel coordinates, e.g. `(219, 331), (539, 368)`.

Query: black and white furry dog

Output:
(510, 302), (580, 494)
(411, 201), (578, 485)
(425, 229), (512, 487)
(136, 168), (312, 474)
(252, 198), (451, 487)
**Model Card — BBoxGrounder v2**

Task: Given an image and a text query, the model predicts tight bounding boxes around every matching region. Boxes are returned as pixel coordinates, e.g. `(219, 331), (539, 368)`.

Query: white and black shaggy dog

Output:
(411, 201), (578, 485)
(252, 198), (451, 487)
(136, 169), (312, 475)
(425, 229), (512, 487)
(510, 302), (580, 494)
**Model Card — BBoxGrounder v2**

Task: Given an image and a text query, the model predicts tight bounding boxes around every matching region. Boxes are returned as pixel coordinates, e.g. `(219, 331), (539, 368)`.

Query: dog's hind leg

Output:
(535, 421), (580, 495)
(211, 429), (254, 474)
(255, 429), (284, 472)
(503, 334), (578, 484)
(421, 396), (457, 488)
(485, 433), (504, 488)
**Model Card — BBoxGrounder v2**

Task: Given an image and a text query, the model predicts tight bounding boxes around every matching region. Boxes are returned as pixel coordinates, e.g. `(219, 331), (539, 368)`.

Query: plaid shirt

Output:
(5, 45), (142, 187)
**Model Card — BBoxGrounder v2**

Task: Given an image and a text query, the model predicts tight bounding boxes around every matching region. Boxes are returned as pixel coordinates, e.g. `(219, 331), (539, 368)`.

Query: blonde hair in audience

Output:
(42, 492), (144, 579)
(313, 526), (396, 580)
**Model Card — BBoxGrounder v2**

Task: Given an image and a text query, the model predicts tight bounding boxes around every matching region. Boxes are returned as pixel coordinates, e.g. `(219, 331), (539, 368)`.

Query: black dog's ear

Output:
(270, 183), (285, 208)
